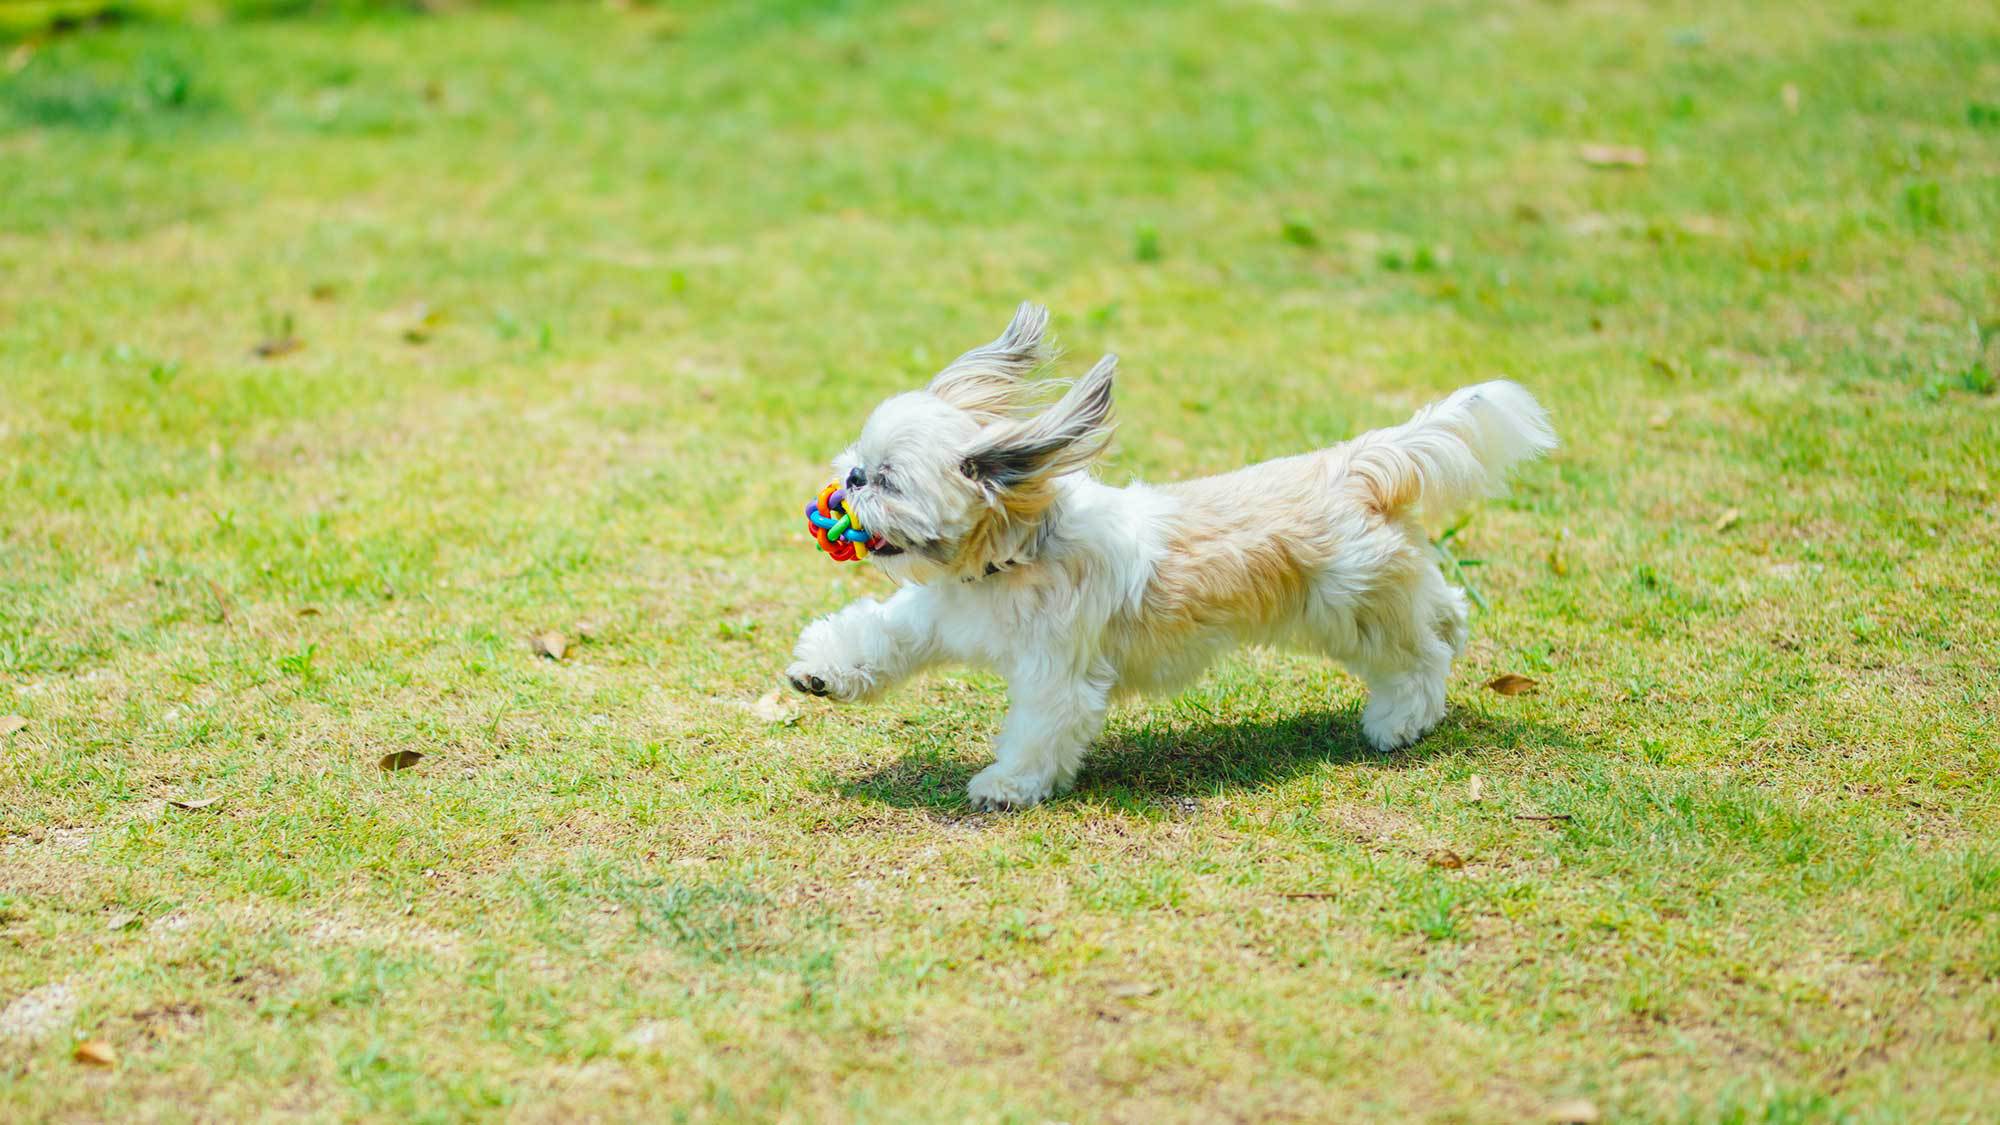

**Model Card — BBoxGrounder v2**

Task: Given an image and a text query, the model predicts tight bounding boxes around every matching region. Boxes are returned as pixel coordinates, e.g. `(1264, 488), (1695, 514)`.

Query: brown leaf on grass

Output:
(1714, 508), (1742, 532)
(166, 796), (222, 811)
(1105, 981), (1160, 999)
(295, 607), (323, 618)
(378, 750), (424, 773)
(1486, 673), (1540, 696)
(1467, 775), (1486, 802)
(251, 336), (303, 359)
(0, 715), (26, 736)
(531, 631), (568, 660)
(1647, 409), (1672, 429)
(395, 302), (445, 345)
(72, 1039), (117, 1067)
(1579, 143), (1648, 168)
(106, 913), (141, 932)
(1426, 849), (1466, 870)
(1546, 1098), (1601, 1124)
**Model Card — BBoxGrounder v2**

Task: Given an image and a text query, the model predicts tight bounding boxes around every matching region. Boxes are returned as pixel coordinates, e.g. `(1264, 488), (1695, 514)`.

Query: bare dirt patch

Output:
(0, 982), (77, 1043)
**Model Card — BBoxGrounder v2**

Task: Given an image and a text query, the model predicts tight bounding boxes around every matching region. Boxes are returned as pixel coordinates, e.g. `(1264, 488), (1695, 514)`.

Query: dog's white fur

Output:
(788, 303), (1556, 810)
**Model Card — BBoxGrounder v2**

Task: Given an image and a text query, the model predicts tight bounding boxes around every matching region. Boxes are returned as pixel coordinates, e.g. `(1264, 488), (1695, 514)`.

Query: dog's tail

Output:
(1339, 380), (1557, 524)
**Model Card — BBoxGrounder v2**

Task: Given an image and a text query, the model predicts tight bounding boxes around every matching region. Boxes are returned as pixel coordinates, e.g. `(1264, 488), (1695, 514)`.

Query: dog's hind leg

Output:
(1327, 565), (1467, 752)
(1350, 642), (1453, 751)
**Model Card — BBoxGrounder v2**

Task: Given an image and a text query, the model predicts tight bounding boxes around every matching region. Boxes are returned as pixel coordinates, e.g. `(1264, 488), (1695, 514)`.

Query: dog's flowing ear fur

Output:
(960, 353), (1117, 504)
(927, 302), (1052, 423)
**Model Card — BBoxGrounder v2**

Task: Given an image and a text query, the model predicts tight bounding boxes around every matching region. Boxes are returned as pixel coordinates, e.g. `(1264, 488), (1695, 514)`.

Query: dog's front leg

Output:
(786, 585), (942, 703)
(967, 661), (1112, 811)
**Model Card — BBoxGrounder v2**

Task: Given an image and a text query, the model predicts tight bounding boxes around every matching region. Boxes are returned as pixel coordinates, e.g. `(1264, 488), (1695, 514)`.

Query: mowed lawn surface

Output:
(3, 1), (1998, 1120)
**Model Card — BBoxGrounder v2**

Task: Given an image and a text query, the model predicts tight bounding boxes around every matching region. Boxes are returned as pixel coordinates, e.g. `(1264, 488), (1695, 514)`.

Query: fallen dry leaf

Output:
(1546, 1098), (1601, 1124)
(0, 715), (26, 736)
(750, 689), (798, 725)
(1647, 408), (1672, 429)
(1468, 775), (1486, 802)
(72, 1039), (117, 1067)
(166, 796), (222, 811)
(251, 336), (303, 359)
(378, 750), (424, 772)
(106, 913), (141, 932)
(401, 303), (443, 345)
(1782, 83), (1800, 114)
(531, 631), (568, 661)
(1579, 143), (1648, 168)
(1105, 981), (1160, 999)
(1714, 508), (1742, 532)
(1486, 673), (1540, 696)
(295, 607), (323, 618)
(1426, 849), (1466, 870)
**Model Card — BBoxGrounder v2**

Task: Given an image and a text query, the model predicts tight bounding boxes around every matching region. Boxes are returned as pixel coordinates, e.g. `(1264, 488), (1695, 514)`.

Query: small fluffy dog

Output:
(787, 303), (1556, 810)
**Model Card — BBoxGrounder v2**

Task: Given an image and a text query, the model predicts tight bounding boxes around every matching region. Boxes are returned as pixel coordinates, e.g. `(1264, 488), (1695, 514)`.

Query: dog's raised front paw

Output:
(966, 764), (1056, 812)
(784, 659), (868, 703)
(786, 616), (876, 702)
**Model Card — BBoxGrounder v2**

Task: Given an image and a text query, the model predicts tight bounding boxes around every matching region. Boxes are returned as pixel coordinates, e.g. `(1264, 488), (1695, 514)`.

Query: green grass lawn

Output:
(3, 0), (1998, 1120)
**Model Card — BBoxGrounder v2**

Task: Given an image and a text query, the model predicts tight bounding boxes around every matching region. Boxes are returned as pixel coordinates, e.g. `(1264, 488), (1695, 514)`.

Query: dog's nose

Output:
(846, 466), (867, 489)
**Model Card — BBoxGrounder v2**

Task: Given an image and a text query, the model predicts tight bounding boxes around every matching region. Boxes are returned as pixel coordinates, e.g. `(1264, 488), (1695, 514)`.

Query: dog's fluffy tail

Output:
(1340, 380), (1557, 524)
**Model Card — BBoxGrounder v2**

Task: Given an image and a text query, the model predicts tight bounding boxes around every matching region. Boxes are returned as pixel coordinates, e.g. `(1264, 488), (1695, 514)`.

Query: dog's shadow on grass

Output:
(832, 706), (1549, 814)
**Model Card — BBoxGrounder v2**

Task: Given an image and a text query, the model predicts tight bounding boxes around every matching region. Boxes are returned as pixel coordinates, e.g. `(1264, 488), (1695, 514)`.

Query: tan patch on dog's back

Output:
(1136, 453), (1341, 640)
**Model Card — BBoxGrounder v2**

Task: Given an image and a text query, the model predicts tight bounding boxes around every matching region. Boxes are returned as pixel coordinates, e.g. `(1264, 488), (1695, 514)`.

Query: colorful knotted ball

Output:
(804, 481), (886, 562)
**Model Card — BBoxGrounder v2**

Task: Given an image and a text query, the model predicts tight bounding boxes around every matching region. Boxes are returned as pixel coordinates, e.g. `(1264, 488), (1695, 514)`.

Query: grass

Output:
(2, 0), (1998, 1120)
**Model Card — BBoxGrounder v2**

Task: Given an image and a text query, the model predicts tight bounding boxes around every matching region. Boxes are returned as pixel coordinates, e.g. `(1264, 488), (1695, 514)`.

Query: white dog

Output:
(787, 303), (1556, 810)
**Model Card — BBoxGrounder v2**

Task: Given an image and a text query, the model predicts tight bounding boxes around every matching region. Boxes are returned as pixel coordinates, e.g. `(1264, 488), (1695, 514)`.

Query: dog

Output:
(786, 303), (1556, 810)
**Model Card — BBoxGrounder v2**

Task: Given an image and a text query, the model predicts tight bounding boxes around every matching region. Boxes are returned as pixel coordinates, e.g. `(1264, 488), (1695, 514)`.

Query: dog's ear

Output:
(960, 353), (1116, 490)
(927, 302), (1051, 420)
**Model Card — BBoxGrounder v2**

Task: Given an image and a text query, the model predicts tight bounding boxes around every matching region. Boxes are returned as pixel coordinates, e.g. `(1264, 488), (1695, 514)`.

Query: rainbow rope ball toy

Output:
(805, 481), (888, 562)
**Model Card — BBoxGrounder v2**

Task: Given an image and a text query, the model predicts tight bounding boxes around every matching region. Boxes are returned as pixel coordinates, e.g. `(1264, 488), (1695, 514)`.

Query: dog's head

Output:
(829, 303), (1116, 585)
